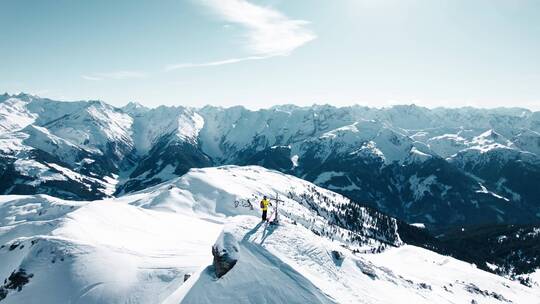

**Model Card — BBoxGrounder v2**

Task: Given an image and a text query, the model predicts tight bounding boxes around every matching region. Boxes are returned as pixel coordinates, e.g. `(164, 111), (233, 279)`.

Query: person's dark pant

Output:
(262, 210), (267, 221)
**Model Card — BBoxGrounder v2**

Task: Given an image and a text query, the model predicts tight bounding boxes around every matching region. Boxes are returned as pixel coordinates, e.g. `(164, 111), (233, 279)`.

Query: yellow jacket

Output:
(260, 198), (270, 211)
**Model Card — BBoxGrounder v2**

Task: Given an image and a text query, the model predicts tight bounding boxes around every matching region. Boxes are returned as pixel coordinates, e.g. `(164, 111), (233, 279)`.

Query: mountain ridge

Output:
(3, 92), (539, 114)
(1, 166), (538, 303)
(1, 93), (539, 231)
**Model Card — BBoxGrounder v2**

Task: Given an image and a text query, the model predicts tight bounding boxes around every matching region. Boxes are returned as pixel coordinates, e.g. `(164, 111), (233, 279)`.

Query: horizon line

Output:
(2, 91), (539, 112)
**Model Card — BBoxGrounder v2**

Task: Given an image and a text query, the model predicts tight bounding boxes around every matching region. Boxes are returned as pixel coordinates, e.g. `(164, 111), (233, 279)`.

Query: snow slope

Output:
(43, 100), (134, 157)
(126, 104), (203, 154)
(0, 97), (36, 132)
(1, 166), (538, 303)
(173, 216), (540, 304)
(171, 217), (335, 304)
(0, 194), (222, 303)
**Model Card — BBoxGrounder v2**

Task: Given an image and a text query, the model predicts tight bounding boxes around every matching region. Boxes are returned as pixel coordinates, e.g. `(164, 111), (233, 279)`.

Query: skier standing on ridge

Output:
(260, 196), (271, 221)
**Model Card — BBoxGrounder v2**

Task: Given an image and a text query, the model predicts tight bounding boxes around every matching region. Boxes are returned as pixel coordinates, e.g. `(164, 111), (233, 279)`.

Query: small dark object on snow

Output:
(331, 250), (344, 261)
(184, 273), (191, 282)
(464, 283), (511, 303)
(418, 282), (432, 290)
(8, 243), (19, 251)
(356, 260), (378, 280)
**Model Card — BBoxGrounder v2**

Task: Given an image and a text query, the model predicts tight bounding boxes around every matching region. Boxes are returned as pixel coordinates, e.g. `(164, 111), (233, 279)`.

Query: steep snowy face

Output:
(426, 132), (469, 158)
(297, 121), (378, 165)
(512, 129), (540, 156)
(130, 105), (203, 154)
(0, 95), (133, 157)
(121, 101), (150, 116)
(42, 101), (134, 158)
(0, 95), (131, 200)
(0, 94), (90, 133)
(372, 104), (436, 130)
(118, 106), (209, 193)
(1, 167), (539, 304)
(0, 97), (35, 132)
(294, 119), (431, 170)
(21, 125), (91, 165)
(426, 129), (518, 158)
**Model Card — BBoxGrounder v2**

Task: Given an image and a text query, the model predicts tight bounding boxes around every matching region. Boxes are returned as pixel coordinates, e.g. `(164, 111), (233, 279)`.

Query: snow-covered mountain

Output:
(1, 93), (539, 231)
(1, 166), (538, 303)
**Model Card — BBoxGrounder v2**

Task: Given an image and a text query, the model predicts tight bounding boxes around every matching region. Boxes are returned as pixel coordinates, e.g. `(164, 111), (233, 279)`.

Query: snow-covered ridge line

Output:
(129, 166), (403, 248)
(1, 165), (538, 303)
(2, 92), (538, 117)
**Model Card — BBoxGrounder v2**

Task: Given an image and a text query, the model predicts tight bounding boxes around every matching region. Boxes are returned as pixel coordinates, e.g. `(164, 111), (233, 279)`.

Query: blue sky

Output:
(1, 0), (539, 109)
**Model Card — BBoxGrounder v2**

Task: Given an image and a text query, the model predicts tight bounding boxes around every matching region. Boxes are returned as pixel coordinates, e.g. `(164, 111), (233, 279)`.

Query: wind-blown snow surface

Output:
(0, 166), (538, 303)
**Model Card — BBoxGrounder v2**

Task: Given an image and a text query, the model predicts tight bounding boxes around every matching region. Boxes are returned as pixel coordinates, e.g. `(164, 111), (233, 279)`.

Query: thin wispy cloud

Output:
(81, 70), (146, 81)
(81, 75), (102, 81)
(165, 55), (267, 70)
(167, 0), (316, 71)
(203, 0), (316, 56)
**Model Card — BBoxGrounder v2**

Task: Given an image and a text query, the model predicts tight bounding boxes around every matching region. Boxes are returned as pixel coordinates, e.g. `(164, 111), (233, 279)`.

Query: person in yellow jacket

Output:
(260, 196), (271, 221)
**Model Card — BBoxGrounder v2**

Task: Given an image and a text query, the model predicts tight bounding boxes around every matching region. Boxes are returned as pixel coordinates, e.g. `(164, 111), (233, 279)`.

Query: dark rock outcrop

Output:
(211, 231), (239, 278)
(0, 269), (34, 301)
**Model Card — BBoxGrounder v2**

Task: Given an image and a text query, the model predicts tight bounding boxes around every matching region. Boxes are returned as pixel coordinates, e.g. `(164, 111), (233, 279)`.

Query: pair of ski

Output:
(265, 193), (284, 226)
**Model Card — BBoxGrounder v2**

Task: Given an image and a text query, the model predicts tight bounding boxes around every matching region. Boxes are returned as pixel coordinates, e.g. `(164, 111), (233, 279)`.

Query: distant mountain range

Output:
(1, 93), (539, 231)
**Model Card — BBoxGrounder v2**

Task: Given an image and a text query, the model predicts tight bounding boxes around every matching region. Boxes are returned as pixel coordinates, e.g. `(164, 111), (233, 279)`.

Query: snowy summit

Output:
(0, 166), (539, 303)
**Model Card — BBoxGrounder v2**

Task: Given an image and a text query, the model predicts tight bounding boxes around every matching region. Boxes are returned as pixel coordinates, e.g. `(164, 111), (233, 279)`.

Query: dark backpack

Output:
(260, 200), (264, 208)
